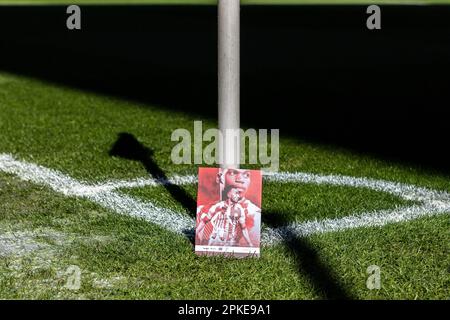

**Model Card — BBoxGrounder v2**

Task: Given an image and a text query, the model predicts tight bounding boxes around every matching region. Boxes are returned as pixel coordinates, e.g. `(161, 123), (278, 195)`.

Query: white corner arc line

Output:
(0, 154), (194, 236)
(0, 153), (449, 245)
(261, 203), (449, 244)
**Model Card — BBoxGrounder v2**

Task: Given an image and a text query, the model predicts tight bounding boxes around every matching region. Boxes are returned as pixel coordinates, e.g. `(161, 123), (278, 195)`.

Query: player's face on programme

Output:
(224, 169), (251, 197)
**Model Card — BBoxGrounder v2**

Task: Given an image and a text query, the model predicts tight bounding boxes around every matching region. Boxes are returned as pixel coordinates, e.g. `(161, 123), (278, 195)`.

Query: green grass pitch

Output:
(0, 71), (448, 299)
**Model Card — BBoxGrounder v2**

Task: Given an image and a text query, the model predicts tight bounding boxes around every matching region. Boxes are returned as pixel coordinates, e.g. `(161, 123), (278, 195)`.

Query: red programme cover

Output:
(195, 168), (262, 258)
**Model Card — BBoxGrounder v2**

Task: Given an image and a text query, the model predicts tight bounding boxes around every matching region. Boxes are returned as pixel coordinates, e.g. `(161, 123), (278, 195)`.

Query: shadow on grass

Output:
(109, 132), (197, 217)
(1, 5), (450, 175)
(265, 209), (354, 300)
(2, 5), (447, 299)
(108, 133), (352, 298)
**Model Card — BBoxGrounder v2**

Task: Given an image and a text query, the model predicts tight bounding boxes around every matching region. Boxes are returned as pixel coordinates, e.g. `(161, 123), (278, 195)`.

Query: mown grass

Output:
(0, 72), (449, 299)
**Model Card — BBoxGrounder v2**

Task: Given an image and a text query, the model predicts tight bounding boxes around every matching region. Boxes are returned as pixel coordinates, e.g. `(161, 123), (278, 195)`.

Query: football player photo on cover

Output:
(195, 168), (262, 258)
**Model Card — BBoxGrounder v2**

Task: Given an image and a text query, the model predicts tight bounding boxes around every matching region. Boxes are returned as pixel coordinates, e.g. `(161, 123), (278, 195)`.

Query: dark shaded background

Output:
(1, 5), (449, 174)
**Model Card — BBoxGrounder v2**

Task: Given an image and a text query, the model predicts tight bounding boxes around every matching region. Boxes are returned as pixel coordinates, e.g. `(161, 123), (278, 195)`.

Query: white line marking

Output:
(91, 175), (198, 193)
(0, 154), (193, 236)
(265, 172), (450, 202)
(0, 153), (449, 245)
(262, 203), (450, 244)
(89, 192), (194, 236)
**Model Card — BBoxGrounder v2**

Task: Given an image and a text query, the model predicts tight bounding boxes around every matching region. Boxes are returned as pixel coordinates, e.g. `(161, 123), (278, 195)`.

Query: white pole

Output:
(218, 0), (240, 169)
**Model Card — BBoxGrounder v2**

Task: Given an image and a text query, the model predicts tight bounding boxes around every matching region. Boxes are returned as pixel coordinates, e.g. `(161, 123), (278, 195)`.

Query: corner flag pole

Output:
(218, 0), (240, 169)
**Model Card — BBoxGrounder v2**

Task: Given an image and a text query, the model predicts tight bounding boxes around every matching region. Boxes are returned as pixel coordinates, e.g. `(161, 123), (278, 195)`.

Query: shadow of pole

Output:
(109, 132), (197, 217)
(108, 133), (353, 298)
(265, 211), (354, 300)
